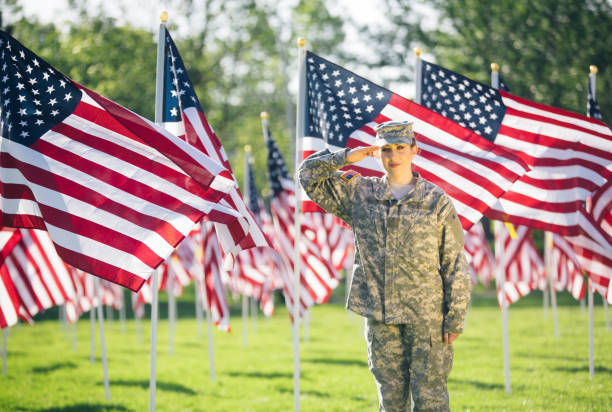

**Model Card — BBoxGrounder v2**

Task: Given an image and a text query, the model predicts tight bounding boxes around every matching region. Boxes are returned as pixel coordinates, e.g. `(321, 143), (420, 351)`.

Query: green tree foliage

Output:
(363, 0), (611, 119)
(2, 0), (346, 193)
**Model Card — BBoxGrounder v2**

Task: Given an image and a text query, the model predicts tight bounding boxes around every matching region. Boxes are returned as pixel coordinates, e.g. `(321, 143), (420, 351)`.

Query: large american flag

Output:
(302, 51), (529, 230)
(160, 27), (269, 267)
(0, 30), (250, 292)
(266, 126), (340, 316)
(421, 60), (612, 236)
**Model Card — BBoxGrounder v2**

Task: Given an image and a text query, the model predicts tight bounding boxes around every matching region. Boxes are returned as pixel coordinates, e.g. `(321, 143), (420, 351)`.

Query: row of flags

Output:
(0, 24), (610, 333)
(299, 50), (611, 304)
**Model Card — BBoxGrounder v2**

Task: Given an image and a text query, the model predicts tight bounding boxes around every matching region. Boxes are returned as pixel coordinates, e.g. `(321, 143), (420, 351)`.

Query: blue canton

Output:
(305, 51), (390, 147)
(162, 28), (202, 123)
(421, 61), (505, 143)
(265, 127), (290, 198)
(0, 31), (81, 146)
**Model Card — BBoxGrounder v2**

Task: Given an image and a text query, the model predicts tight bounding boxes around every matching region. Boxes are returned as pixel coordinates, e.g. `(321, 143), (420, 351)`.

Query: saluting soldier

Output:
(298, 120), (470, 412)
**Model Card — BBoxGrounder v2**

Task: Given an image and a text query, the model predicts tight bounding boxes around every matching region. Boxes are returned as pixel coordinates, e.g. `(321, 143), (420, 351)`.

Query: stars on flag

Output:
(0, 32), (81, 146)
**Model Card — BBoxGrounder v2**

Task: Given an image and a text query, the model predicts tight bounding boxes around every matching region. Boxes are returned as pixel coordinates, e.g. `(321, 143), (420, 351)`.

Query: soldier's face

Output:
(380, 143), (418, 179)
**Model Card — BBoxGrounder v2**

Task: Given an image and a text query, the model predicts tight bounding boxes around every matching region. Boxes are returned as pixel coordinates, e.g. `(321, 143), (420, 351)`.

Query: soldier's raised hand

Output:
(346, 146), (379, 164)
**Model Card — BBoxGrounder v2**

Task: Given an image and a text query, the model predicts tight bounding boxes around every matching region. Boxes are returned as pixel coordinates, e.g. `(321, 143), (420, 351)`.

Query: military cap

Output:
(374, 120), (416, 146)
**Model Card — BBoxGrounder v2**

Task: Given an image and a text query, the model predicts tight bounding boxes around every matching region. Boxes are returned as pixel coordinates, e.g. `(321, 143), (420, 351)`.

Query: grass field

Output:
(1, 286), (611, 411)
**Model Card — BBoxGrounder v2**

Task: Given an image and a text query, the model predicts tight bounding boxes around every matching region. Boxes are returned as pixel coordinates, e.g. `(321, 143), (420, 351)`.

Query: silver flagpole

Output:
(545, 232), (560, 337)
(293, 37), (308, 412)
(414, 47), (422, 104)
(90, 303), (96, 363)
(492, 63), (511, 395)
(195, 280), (204, 340)
(200, 276), (216, 382)
(150, 10), (168, 411)
(168, 268), (175, 356)
(95, 278), (110, 400)
(2, 328), (7, 375)
(119, 289), (126, 334)
(587, 65), (596, 379)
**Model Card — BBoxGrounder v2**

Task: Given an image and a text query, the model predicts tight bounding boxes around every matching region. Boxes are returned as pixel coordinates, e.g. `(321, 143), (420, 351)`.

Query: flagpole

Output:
(545, 232), (560, 337)
(588, 277), (594, 379)
(589, 65), (610, 333)
(200, 277), (216, 382)
(150, 11), (168, 412)
(95, 278), (110, 401)
(243, 145), (252, 349)
(414, 47), (422, 104)
(492, 62), (511, 395)
(119, 289), (126, 334)
(168, 268), (175, 355)
(2, 328), (7, 375)
(195, 281), (204, 340)
(90, 304), (96, 363)
(72, 317), (77, 352)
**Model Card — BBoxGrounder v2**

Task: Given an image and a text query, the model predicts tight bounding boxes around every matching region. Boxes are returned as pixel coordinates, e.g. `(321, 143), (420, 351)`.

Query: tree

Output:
(362, 0), (611, 119)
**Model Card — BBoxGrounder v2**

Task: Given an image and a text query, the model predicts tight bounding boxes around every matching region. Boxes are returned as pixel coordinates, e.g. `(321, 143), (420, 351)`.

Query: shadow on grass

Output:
(33, 404), (131, 412)
(278, 388), (329, 398)
(303, 358), (367, 367)
(448, 377), (506, 391)
(31, 361), (77, 374)
(516, 352), (583, 363)
(226, 371), (293, 379)
(553, 365), (612, 374)
(100, 379), (197, 395)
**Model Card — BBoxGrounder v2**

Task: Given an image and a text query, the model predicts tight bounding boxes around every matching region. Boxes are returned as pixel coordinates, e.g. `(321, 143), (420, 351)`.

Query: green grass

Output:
(1, 286), (611, 411)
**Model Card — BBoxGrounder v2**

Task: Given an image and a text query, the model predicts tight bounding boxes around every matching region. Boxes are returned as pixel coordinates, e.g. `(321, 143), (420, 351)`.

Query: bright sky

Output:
(13, 0), (428, 98)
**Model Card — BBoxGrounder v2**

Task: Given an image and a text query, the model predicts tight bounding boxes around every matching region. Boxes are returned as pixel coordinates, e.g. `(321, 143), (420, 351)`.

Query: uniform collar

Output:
(374, 171), (424, 202)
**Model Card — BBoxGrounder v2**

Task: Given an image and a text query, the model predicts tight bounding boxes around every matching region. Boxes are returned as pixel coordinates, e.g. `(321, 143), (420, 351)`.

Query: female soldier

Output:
(298, 120), (470, 412)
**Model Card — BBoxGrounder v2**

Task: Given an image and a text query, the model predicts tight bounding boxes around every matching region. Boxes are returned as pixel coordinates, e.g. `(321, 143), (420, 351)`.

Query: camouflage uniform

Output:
(298, 148), (470, 412)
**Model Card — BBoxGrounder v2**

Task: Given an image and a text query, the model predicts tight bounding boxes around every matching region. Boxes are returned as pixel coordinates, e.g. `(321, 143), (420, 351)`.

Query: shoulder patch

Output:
(341, 170), (360, 182)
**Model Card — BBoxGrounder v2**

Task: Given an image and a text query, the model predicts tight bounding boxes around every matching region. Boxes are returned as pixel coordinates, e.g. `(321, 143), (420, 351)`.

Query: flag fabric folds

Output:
(420, 60), (612, 236)
(302, 51), (529, 230)
(159, 27), (270, 267)
(550, 233), (585, 300)
(496, 225), (545, 306)
(0, 30), (250, 292)
(463, 222), (495, 287)
(0, 228), (22, 328)
(265, 126), (340, 316)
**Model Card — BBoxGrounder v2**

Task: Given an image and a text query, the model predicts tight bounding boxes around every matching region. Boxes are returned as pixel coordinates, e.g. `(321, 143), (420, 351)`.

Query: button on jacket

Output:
(298, 148), (470, 338)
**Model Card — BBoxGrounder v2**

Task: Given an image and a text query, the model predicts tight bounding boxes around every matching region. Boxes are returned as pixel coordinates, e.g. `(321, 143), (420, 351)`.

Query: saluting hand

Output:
(346, 146), (379, 164)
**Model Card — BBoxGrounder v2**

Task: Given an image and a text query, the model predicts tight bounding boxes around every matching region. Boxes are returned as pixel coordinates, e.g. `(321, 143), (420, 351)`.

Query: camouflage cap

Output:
(374, 120), (416, 146)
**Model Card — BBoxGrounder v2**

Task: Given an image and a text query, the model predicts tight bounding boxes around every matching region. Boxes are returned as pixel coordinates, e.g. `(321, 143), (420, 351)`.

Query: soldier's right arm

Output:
(298, 148), (357, 226)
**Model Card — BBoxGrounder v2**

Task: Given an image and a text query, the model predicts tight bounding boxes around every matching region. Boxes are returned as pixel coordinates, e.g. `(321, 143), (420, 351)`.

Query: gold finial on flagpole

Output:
(244, 145), (252, 153)
(414, 47), (422, 56)
(297, 38), (306, 48)
(260, 111), (269, 120)
(491, 62), (500, 72)
(590, 65), (598, 74)
(160, 11), (168, 23)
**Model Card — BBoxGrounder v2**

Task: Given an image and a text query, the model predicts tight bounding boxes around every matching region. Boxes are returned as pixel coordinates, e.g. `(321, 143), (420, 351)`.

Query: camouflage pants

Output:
(365, 318), (453, 412)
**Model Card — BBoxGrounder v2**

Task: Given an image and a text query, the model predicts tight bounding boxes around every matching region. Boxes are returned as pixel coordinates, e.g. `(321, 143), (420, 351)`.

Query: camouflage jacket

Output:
(298, 148), (470, 335)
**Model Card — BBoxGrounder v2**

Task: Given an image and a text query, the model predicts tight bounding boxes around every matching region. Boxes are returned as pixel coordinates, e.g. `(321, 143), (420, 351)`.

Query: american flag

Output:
(304, 212), (354, 272)
(227, 158), (282, 316)
(421, 60), (612, 236)
(0, 228), (22, 328)
(463, 222), (494, 287)
(1, 229), (79, 323)
(302, 51), (529, 230)
(587, 80), (603, 120)
(0, 30), (250, 292)
(160, 27), (269, 267)
(266, 126), (340, 316)
(201, 222), (231, 331)
(496, 225), (545, 306)
(550, 233), (585, 300)
(566, 180), (612, 302)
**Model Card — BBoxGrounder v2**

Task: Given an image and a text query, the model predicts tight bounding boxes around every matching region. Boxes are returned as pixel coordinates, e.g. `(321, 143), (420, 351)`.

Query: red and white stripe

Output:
(486, 91), (612, 235)
(550, 233), (585, 300)
(463, 222), (495, 287)
(2, 86), (249, 292)
(302, 98), (529, 232)
(271, 176), (341, 318)
(496, 225), (545, 306)
(304, 212), (355, 272)
(201, 223), (231, 331)
(0, 229), (23, 328)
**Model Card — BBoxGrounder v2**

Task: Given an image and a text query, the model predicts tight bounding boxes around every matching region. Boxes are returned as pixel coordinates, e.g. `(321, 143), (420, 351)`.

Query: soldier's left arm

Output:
(438, 197), (471, 335)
